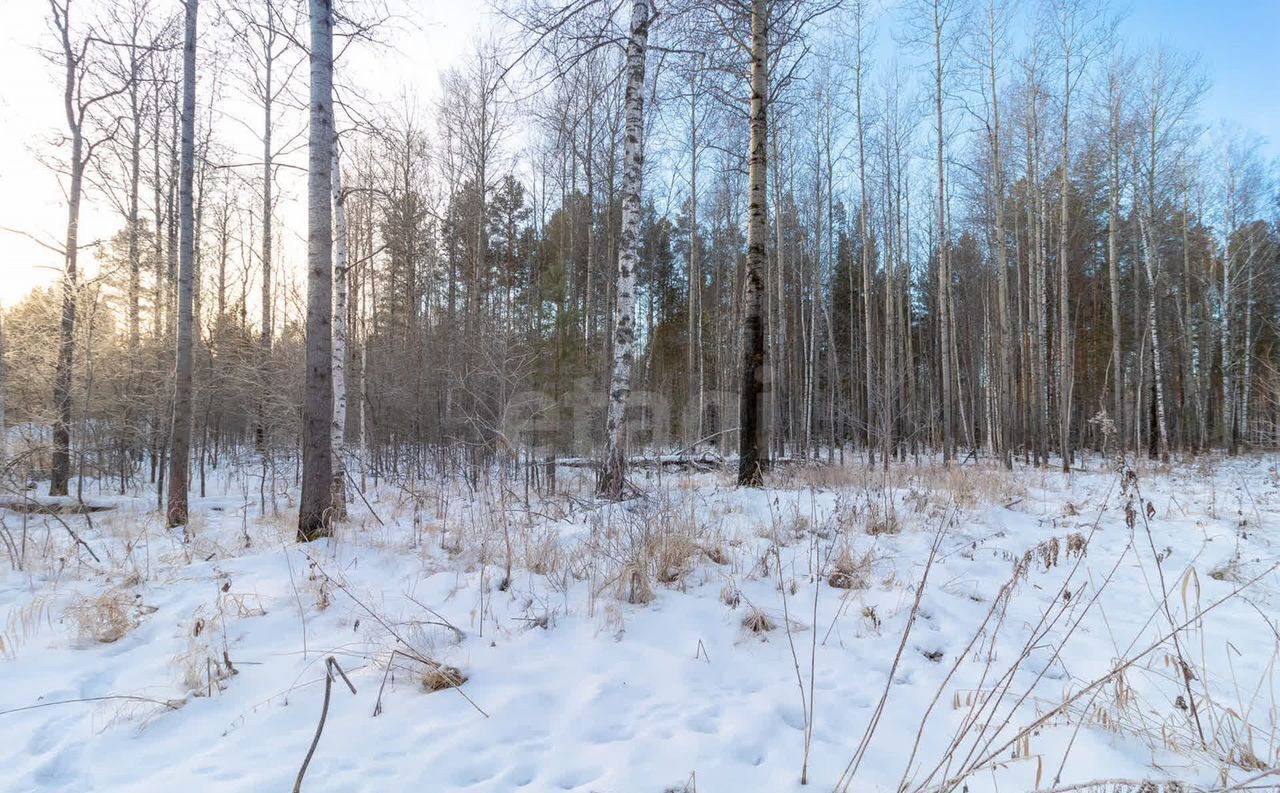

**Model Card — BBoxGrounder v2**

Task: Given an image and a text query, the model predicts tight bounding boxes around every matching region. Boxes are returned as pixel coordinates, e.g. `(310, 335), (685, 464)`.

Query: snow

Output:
(1, 455), (1277, 792)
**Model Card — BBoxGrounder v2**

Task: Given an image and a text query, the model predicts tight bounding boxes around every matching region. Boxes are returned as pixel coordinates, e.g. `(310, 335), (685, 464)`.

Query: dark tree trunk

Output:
(167, 0), (198, 527)
(738, 0), (768, 487)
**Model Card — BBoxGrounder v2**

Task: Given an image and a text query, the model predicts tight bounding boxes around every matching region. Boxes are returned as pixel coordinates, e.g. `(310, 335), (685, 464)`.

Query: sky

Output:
(0, 0), (488, 308)
(1124, 0), (1280, 145)
(0, 0), (1275, 308)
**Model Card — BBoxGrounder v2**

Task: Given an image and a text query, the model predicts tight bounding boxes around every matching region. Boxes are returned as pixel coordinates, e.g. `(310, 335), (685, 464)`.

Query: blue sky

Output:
(1122, 0), (1279, 154)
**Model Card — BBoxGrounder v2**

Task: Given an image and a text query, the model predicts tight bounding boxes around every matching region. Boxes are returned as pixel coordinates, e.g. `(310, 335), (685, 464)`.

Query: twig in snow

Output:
(1133, 473), (1209, 749)
(303, 553), (489, 719)
(835, 504), (950, 793)
(293, 656), (356, 793)
(345, 467), (384, 526)
(695, 638), (711, 663)
(0, 694), (183, 718)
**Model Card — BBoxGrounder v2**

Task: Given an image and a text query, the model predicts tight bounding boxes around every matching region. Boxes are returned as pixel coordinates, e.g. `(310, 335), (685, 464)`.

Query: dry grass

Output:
(618, 559), (654, 605)
(524, 528), (563, 576)
(771, 462), (880, 491)
(911, 462), (1025, 510)
(828, 547), (873, 590)
(1208, 553), (1243, 582)
(2, 597), (52, 659)
(720, 584), (742, 609)
(860, 605), (881, 631)
(653, 533), (699, 584)
(307, 559), (332, 611)
(699, 543), (729, 565)
(176, 605), (237, 696)
(742, 607), (775, 633)
(866, 502), (900, 536)
(420, 662), (467, 692)
(66, 587), (143, 644)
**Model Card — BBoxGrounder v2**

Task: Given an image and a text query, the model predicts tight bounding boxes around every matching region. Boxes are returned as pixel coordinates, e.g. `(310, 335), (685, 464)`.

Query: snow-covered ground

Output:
(1, 454), (1278, 792)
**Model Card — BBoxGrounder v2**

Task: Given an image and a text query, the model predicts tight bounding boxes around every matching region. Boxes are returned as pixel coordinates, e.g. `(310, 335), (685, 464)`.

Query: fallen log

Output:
(0, 498), (115, 515)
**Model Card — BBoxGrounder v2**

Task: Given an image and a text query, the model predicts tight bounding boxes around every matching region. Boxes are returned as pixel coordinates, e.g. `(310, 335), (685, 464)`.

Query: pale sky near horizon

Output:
(0, 0), (1275, 308)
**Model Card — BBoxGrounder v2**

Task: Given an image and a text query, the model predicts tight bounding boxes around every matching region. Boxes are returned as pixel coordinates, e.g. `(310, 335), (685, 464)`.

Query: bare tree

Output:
(1048, 0), (1108, 472)
(46, 0), (130, 497)
(973, 0), (1014, 468)
(921, 0), (961, 463)
(1099, 52), (1131, 450)
(227, 0), (299, 453)
(851, 0), (875, 466)
(1134, 47), (1204, 462)
(167, 0), (198, 526)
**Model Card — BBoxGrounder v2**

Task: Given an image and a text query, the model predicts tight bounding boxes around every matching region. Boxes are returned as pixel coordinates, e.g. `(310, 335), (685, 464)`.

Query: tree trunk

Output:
(854, 4), (873, 466)
(127, 48), (142, 354)
(1221, 194), (1234, 453)
(1140, 214), (1170, 462)
(986, 2), (1012, 469)
(738, 0), (768, 487)
(298, 0), (334, 541)
(50, 2), (84, 499)
(168, 0), (198, 527)
(932, 0), (954, 463)
(1241, 234), (1255, 446)
(598, 0), (651, 500)
(256, 2), (276, 454)
(330, 132), (349, 519)
(1057, 51), (1073, 473)
(687, 56), (702, 445)
(1107, 85), (1124, 451)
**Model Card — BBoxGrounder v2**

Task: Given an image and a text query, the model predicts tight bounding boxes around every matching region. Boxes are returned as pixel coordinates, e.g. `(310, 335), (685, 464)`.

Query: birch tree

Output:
(1135, 47), (1204, 463)
(1216, 127), (1266, 453)
(330, 131), (349, 519)
(738, 0), (769, 486)
(599, 0), (653, 499)
(298, 0), (334, 541)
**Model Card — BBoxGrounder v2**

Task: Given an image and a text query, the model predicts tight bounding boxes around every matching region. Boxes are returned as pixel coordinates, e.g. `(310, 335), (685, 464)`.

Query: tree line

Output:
(4, 0), (1278, 535)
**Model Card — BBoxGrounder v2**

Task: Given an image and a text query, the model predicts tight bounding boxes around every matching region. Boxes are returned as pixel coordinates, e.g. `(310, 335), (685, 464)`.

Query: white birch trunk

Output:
(330, 135), (348, 518)
(1221, 178), (1234, 451)
(299, 0), (334, 540)
(1057, 50), (1073, 472)
(738, 0), (768, 486)
(1139, 214), (1170, 462)
(598, 0), (650, 499)
(1242, 235), (1255, 445)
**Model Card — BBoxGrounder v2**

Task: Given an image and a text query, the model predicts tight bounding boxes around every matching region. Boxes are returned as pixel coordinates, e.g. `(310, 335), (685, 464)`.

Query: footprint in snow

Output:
(504, 762), (537, 787)
(553, 765), (602, 789)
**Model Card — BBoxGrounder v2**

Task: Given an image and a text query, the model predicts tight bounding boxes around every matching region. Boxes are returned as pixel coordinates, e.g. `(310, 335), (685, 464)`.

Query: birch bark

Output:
(598, 0), (651, 499)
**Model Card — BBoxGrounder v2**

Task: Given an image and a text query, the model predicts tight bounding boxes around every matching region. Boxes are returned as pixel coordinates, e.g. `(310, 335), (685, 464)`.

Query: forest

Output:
(1, 0), (1278, 791)
(5, 0), (1276, 524)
